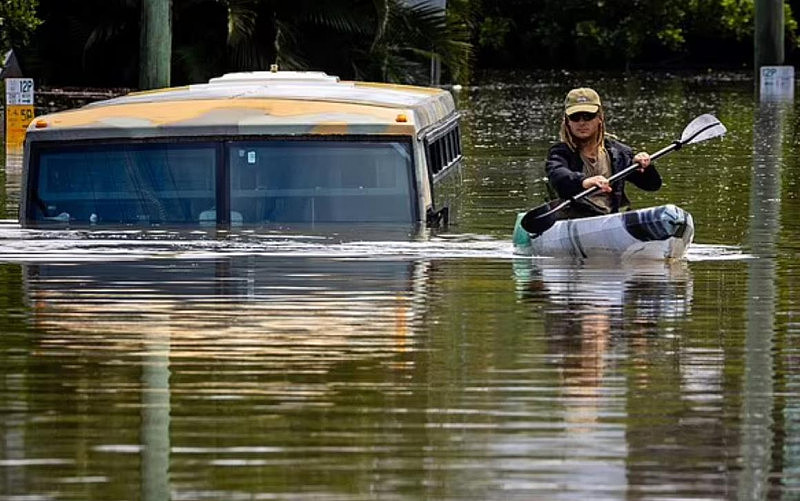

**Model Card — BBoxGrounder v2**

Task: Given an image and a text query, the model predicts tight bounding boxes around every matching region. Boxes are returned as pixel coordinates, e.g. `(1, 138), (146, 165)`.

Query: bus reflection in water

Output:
(20, 256), (429, 498)
(24, 257), (428, 361)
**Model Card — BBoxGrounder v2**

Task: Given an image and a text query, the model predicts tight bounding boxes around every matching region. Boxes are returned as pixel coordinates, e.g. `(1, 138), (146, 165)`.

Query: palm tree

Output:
(24, 0), (471, 86)
(24, 0), (140, 86)
(173, 0), (471, 84)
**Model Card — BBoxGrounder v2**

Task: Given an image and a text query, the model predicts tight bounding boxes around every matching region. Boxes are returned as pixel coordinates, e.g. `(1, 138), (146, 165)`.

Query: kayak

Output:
(512, 204), (694, 260)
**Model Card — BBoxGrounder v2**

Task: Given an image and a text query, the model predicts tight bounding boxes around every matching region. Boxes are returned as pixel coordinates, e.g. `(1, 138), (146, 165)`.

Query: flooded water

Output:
(2, 71), (800, 499)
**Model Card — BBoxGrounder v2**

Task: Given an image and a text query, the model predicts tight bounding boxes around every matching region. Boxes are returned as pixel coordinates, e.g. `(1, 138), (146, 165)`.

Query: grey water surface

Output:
(2, 71), (800, 500)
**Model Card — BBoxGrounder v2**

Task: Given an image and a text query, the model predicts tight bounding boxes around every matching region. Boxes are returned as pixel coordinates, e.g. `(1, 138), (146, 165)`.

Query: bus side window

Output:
(426, 121), (463, 180)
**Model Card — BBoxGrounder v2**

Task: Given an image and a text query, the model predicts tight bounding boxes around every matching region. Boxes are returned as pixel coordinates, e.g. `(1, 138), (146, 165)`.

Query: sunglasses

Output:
(567, 111), (598, 122)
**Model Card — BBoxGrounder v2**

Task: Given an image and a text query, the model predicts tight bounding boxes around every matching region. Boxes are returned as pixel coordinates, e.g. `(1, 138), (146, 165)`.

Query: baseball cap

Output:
(565, 88), (601, 115)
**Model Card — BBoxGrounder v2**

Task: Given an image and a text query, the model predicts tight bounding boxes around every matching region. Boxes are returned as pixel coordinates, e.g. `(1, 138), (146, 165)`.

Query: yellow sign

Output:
(5, 77), (35, 158)
(5, 104), (34, 155)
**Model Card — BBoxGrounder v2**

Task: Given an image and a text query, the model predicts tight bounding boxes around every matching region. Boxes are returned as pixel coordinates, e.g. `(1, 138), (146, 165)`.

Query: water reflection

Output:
(513, 258), (692, 318)
(141, 329), (169, 501)
(513, 259), (694, 406)
(511, 258), (697, 495)
(3, 159), (21, 220)
(25, 257), (424, 360)
(17, 257), (426, 498)
(740, 97), (788, 496)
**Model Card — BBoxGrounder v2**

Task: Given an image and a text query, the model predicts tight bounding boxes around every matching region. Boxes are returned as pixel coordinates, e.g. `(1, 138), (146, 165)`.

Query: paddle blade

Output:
(680, 114), (727, 145)
(520, 202), (558, 236)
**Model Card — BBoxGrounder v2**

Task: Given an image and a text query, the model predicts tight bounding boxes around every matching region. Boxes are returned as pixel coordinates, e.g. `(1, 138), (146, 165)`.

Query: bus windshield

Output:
(27, 139), (415, 226)
(229, 140), (414, 224)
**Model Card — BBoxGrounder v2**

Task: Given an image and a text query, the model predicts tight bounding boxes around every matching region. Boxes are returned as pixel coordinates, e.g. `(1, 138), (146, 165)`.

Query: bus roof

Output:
(26, 71), (458, 141)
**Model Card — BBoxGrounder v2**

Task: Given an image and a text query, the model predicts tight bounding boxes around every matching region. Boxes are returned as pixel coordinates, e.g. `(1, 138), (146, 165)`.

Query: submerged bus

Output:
(20, 70), (462, 228)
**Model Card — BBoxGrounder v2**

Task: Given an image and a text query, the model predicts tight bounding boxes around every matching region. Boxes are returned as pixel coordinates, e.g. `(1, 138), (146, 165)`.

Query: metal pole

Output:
(139, 0), (172, 90)
(430, 55), (441, 86)
(754, 0), (784, 73)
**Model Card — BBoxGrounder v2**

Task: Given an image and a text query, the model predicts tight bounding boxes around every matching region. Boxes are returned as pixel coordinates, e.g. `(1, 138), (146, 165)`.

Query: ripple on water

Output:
(0, 220), (752, 264)
(685, 243), (752, 261)
(0, 223), (517, 263)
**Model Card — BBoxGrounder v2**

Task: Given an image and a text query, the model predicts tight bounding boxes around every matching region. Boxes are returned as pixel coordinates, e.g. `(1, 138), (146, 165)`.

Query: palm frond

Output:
(273, 19), (310, 70)
(225, 0), (259, 46)
(369, 0), (471, 83)
(282, 1), (373, 36)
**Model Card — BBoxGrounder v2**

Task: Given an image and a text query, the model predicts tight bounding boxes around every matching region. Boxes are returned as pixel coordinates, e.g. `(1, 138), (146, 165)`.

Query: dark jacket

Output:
(545, 138), (662, 217)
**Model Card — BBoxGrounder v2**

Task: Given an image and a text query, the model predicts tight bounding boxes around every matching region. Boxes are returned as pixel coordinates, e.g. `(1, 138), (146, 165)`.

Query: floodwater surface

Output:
(2, 71), (800, 500)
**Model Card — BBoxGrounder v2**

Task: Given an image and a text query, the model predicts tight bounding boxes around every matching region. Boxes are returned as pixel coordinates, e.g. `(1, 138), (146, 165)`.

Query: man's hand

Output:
(634, 152), (651, 172)
(582, 175), (612, 192)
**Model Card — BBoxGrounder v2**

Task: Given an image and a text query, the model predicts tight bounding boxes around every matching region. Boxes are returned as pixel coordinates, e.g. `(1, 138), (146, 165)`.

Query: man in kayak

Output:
(546, 88), (662, 219)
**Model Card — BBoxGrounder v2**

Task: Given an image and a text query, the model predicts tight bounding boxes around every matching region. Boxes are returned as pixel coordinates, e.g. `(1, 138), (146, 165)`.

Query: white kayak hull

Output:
(512, 204), (694, 260)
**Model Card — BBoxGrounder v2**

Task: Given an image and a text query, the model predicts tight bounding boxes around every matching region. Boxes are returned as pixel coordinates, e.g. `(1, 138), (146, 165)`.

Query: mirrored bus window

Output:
(29, 143), (217, 225)
(229, 140), (414, 224)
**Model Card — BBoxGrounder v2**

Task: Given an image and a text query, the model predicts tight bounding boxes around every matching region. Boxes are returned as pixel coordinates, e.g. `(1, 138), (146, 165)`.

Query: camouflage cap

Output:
(565, 88), (601, 115)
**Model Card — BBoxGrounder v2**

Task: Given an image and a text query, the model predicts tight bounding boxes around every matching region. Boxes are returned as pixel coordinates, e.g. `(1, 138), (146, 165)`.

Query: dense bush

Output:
(473, 0), (799, 69)
(8, 0), (470, 87)
(1, 0), (798, 87)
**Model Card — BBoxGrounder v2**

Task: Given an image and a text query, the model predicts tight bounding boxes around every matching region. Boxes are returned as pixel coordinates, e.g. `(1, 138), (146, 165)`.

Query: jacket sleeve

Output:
(545, 144), (585, 199)
(626, 159), (662, 191)
(612, 140), (663, 192)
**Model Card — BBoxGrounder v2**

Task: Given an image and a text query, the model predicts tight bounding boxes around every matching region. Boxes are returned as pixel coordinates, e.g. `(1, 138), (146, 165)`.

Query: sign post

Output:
(4, 77), (35, 163)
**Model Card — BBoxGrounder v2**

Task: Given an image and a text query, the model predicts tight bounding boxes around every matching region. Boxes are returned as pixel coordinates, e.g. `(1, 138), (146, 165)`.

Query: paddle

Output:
(519, 113), (727, 236)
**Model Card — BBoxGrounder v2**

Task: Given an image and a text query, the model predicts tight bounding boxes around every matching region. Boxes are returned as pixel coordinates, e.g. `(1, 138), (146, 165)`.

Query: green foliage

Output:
(11, 0), (800, 85)
(478, 17), (512, 50)
(0, 0), (42, 55)
(719, 0), (754, 40)
(472, 0), (798, 68)
(16, 0), (471, 86)
(785, 2), (800, 48)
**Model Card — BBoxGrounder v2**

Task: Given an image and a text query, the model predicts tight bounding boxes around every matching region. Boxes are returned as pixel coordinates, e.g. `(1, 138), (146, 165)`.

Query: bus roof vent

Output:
(208, 71), (340, 85)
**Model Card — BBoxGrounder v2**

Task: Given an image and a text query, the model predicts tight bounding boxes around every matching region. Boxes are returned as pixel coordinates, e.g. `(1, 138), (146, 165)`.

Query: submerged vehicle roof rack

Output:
(208, 70), (341, 85)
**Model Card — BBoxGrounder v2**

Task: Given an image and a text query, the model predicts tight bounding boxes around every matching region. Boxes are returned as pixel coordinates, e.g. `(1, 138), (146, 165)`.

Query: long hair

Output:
(559, 108), (606, 153)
